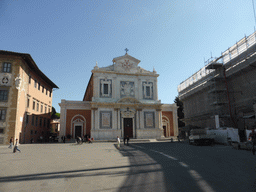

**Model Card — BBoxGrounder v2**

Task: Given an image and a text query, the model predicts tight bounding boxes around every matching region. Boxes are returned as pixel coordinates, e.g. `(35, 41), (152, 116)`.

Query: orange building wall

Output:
(66, 110), (91, 137)
(0, 53), (54, 144)
(162, 111), (174, 136)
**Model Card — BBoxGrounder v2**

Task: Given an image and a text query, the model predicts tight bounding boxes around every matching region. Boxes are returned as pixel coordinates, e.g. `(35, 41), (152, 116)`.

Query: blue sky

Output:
(1, 0), (255, 112)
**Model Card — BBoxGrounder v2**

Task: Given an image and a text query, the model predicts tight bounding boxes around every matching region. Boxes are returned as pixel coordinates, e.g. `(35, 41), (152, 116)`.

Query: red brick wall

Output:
(83, 74), (93, 101)
(162, 111), (174, 136)
(66, 110), (91, 137)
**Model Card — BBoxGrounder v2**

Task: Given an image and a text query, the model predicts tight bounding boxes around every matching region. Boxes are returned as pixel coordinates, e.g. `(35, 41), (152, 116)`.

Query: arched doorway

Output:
(162, 116), (171, 137)
(71, 115), (86, 139)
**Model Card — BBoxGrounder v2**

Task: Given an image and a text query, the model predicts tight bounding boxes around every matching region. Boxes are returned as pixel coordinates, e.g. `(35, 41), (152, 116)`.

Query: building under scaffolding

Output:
(178, 31), (256, 139)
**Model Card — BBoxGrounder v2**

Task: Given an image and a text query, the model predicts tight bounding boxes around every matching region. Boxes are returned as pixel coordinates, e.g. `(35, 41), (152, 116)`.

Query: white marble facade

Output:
(59, 53), (178, 140)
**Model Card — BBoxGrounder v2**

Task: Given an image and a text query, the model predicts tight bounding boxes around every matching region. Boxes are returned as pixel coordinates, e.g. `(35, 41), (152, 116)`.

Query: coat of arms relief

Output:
(120, 81), (135, 98)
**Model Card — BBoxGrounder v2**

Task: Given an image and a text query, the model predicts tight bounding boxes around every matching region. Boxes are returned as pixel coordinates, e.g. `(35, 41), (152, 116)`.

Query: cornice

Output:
(91, 70), (159, 77)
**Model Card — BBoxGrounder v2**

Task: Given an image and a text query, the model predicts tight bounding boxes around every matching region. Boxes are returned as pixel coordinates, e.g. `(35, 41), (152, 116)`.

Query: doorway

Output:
(163, 125), (167, 137)
(124, 118), (133, 138)
(75, 125), (82, 138)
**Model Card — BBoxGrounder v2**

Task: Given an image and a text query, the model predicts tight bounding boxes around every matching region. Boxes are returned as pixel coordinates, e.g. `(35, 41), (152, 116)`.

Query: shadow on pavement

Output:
(116, 142), (256, 192)
(115, 143), (199, 192)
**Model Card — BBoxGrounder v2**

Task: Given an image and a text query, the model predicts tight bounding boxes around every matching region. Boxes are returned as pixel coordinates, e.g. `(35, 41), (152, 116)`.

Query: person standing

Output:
(8, 137), (14, 149)
(126, 135), (129, 146)
(123, 136), (126, 145)
(117, 136), (120, 149)
(13, 139), (21, 153)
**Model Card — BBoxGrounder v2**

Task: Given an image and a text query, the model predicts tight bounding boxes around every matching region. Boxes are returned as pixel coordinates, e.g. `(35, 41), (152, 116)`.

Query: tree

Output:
(174, 96), (185, 127)
(51, 107), (60, 119)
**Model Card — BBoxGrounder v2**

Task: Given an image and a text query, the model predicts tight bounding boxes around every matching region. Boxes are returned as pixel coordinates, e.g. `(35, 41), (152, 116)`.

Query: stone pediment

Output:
(117, 97), (141, 104)
(113, 53), (141, 73)
(92, 53), (158, 76)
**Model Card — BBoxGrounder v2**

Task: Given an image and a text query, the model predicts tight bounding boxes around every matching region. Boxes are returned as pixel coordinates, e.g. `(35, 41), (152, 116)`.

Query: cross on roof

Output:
(125, 48), (129, 54)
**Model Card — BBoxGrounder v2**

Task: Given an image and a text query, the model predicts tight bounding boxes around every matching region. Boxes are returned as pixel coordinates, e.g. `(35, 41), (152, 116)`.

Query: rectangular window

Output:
(46, 89), (48, 95)
(49, 91), (51, 97)
(103, 84), (108, 94)
(100, 79), (112, 98)
(45, 106), (47, 113)
(34, 80), (37, 88)
(3, 62), (11, 73)
(26, 114), (29, 124)
(39, 118), (42, 127)
(0, 128), (4, 134)
(0, 90), (8, 101)
(31, 130), (33, 135)
(29, 75), (31, 84)
(0, 109), (6, 120)
(146, 86), (150, 97)
(33, 101), (35, 110)
(32, 115), (34, 125)
(27, 98), (30, 108)
(35, 116), (38, 126)
(48, 107), (51, 113)
(38, 82), (40, 90)
(42, 86), (44, 93)
(41, 104), (43, 113)
(37, 103), (39, 111)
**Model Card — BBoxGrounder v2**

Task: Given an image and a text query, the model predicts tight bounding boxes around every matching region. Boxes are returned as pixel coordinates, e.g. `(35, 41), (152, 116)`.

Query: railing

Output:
(178, 31), (256, 93)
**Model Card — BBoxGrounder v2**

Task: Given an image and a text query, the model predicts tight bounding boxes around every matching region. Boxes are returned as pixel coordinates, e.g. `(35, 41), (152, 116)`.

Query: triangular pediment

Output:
(113, 54), (141, 73)
(117, 97), (141, 104)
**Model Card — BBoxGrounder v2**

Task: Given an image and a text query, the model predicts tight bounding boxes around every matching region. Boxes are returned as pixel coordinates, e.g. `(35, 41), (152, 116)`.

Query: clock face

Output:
(121, 60), (133, 70)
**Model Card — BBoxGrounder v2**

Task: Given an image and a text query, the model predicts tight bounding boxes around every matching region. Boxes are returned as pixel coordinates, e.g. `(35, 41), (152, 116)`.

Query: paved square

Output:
(0, 143), (130, 192)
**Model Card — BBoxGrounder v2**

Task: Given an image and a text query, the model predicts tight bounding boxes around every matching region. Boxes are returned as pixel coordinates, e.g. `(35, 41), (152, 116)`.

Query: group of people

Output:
(8, 137), (21, 153)
(116, 135), (130, 149)
(76, 135), (93, 144)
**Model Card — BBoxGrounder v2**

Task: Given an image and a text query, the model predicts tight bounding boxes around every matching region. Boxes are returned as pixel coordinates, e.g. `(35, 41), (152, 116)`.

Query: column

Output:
(59, 100), (67, 142)
(113, 108), (118, 129)
(154, 79), (158, 101)
(140, 110), (144, 128)
(91, 109), (95, 130)
(155, 110), (159, 129)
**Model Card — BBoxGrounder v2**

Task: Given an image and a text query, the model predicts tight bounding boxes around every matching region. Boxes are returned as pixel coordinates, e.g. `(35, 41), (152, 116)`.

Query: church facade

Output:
(59, 53), (178, 140)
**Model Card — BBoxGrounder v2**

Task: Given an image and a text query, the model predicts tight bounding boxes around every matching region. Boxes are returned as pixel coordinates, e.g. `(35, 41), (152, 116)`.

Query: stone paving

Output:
(0, 143), (130, 192)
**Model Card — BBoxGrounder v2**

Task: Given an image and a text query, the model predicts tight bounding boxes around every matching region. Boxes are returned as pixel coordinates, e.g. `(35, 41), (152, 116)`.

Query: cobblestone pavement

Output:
(0, 143), (130, 192)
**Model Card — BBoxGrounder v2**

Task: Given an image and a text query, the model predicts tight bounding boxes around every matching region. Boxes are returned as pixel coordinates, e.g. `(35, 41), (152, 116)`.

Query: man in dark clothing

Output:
(123, 136), (126, 145)
(126, 135), (129, 146)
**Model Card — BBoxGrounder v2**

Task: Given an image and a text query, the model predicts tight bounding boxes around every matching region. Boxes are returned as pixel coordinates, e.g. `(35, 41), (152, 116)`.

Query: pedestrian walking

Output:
(123, 136), (126, 145)
(13, 139), (21, 153)
(61, 135), (66, 143)
(8, 137), (14, 149)
(126, 135), (129, 146)
(117, 136), (120, 149)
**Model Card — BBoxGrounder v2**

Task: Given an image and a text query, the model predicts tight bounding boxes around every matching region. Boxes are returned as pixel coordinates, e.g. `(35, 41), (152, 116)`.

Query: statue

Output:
(15, 74), (22, 89)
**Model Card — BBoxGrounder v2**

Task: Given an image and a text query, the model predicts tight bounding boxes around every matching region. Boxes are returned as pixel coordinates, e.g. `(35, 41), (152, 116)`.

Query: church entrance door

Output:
(163, 125), (167, 137)
(75, 126), (82, 138)
(124, 118), (133, 138)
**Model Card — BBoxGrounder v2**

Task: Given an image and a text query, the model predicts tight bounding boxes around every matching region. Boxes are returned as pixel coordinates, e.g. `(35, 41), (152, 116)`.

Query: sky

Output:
(1, 0), (256, 112)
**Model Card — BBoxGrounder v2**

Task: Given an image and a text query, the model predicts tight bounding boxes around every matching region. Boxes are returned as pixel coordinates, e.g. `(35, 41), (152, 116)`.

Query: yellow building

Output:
(0, 51), (58, 144)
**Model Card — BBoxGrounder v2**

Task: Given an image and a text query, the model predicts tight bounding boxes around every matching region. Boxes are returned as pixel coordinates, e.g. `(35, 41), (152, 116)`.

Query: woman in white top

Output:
(117, 136), (120, 149)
